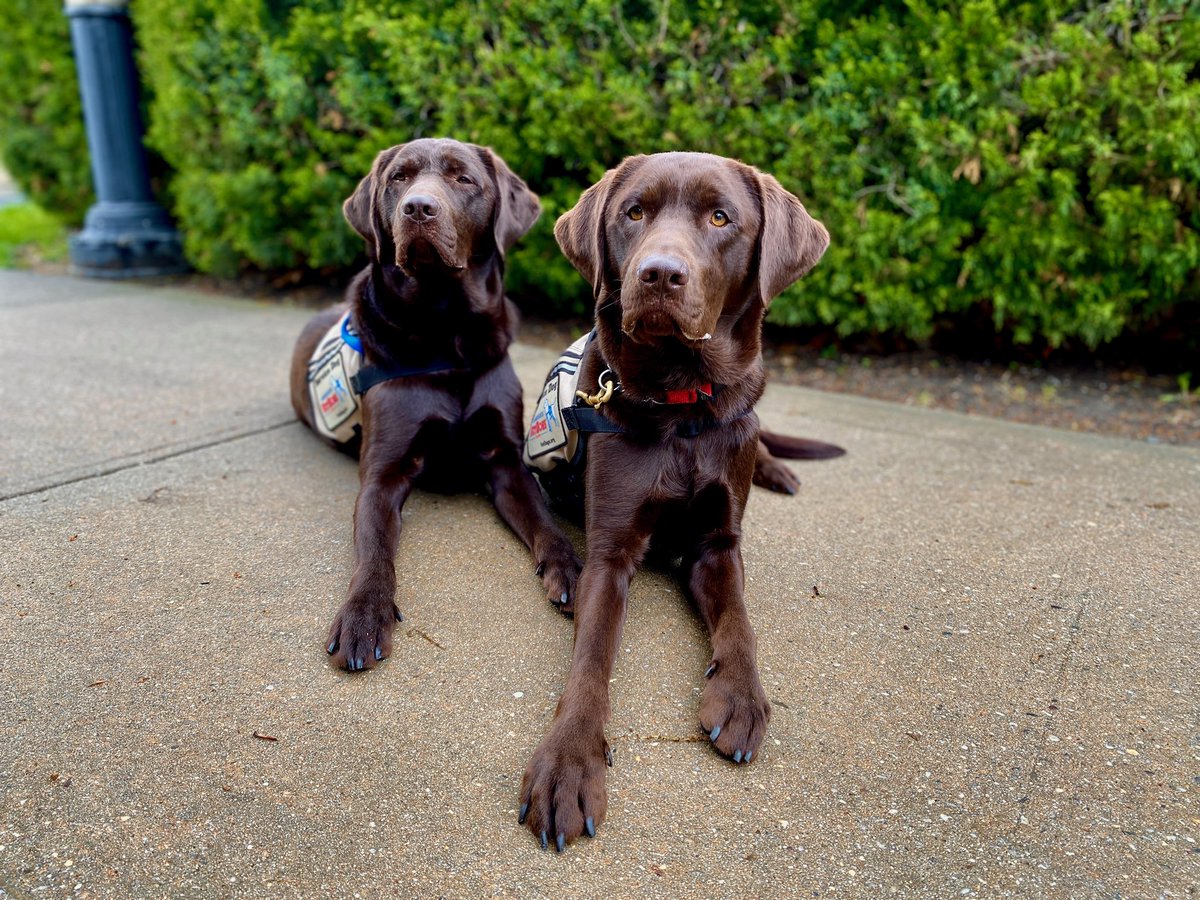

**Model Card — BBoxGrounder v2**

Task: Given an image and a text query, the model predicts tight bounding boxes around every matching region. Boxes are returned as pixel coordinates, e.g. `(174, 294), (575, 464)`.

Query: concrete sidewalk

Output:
(1, 270), (1196, 898)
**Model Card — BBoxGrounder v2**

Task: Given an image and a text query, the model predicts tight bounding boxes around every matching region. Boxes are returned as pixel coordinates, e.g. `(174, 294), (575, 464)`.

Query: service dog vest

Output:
(306, 312), (365, 446)
(523, 333), (589, 467)
(522, 332), (603, 517)
(523, 332), (750, 517)
(305, 312), (474, 448)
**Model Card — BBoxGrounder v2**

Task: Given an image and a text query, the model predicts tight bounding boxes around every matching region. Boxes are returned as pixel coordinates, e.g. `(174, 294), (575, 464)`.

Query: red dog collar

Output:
(664, 384), (714, 404)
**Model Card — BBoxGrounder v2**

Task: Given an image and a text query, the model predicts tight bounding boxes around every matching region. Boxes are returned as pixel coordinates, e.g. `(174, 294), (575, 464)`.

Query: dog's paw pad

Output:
(325, 599), (397, 672)
(699, 661), (771, 763)
(519, 727), (609, 851)
(537, 544), (582, 615)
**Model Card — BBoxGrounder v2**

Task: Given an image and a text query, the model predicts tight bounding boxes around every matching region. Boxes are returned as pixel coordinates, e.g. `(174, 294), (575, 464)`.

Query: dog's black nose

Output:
(637, 255), (689, 289)
(402, 195), (440, 222)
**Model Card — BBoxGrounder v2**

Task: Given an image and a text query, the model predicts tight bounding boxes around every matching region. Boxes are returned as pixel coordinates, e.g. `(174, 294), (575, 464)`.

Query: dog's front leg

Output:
(488, 457), (581, 611)
(326, 420), (422, 671)
(687, 531), (772, 763)
(518, 543), (646, 851)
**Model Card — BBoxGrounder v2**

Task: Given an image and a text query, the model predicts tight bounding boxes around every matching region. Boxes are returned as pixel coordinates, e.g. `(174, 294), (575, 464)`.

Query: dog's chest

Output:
(364, 375), (511, 485)
(614, 431), (741, 500)
(416, 408), (503, 491)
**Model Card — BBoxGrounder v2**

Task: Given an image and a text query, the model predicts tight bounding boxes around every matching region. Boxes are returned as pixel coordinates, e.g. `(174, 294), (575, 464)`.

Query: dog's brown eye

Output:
(391, 172), (407, 182)
(710, 210), (729, 227)
(628, 205), (643, 221)
(457, 175), (473, 185)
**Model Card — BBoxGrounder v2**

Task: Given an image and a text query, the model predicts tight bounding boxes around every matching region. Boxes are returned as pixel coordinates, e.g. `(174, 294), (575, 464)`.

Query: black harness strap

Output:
(674, 415), (739, 438)
(530, 339), (751, 522)
(350, 359), (464, 395)
(350, 281), (468, 394)
(562, 406), (627, 434)
(563, 401), (750, 439)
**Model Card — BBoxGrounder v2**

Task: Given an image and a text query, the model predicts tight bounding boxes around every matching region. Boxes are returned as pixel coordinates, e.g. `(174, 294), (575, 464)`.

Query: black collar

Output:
(568, 334), (748, 438)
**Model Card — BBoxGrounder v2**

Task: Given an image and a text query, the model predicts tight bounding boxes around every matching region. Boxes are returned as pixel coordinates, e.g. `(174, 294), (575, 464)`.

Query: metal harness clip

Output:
(576, 369), (616, 409)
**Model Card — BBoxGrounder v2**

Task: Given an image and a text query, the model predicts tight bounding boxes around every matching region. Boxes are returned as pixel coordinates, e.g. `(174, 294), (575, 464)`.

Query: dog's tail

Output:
(759, 428), (845, 460)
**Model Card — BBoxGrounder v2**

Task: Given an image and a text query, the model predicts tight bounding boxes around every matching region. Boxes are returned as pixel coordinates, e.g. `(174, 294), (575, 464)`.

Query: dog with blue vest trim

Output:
(289, 138), (582, 673)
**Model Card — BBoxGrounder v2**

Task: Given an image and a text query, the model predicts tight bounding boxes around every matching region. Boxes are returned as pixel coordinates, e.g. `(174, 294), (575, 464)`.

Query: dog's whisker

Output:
(595, 289), (622, 315)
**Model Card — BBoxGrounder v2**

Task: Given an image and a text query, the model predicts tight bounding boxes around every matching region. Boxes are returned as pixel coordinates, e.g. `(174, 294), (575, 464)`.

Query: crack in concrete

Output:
(1009, 590), (1091, 831)
(406, 626), (446, 650)
(634, 734), (708, 744)
(0, 420), (299, 503)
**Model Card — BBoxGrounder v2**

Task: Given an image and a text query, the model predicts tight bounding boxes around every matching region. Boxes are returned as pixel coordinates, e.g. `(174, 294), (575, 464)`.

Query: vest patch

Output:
(523, 332), (589, 474)
(522, 332), (595, 517)
(527, 374), (568, 458)
(307, 313), (364, 446)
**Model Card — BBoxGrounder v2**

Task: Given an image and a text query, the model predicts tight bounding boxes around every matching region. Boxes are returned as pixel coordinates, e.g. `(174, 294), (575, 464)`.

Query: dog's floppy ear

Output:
(475, 146), (542, 255)
(555, 155), (646, 299)
(343, 144), (404, 262)
(756, 171), (829, 305)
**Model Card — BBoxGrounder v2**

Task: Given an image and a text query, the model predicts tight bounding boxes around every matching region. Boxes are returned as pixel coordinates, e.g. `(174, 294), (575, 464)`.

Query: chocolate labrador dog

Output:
(289, 138), (580, 671)
(518, 152), (839, 851)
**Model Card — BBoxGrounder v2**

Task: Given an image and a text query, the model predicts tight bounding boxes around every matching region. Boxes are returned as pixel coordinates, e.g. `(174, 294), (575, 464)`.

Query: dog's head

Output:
(554, 152), (828, 346)
(343, 138), (541, 277)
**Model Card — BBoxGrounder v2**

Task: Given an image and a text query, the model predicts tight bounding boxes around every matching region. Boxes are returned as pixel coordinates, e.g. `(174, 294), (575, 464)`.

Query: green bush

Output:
(783, 0), (1200, 348)
(0, 0), (91, 223)
(4, 0), (1198, 351)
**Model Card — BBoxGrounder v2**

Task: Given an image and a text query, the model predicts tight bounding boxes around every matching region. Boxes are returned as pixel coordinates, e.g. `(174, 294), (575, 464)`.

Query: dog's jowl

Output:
(289, 138), (581, 672)
(518, 152), (843, 851)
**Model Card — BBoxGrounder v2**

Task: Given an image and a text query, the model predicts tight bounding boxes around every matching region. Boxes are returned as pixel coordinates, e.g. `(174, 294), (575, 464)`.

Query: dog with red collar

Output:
(517, 151), (846, 853)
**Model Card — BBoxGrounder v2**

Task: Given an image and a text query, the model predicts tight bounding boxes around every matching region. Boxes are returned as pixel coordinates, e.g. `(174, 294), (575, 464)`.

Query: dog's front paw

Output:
(535, 540), (582, 615)
(699, 657), (771, 763)
(518, 724), (610, 852)
(325, 598), (403, 672)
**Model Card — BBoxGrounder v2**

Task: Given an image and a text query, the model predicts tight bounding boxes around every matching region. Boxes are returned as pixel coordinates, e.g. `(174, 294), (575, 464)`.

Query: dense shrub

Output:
(4, 0), (1198, 351)
(787, 1), (1200, 348)
(0, 0), (91, 223)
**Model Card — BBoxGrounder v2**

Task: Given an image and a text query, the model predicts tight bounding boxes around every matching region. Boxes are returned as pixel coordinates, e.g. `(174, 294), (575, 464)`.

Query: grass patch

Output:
(0, 202), (69, 268)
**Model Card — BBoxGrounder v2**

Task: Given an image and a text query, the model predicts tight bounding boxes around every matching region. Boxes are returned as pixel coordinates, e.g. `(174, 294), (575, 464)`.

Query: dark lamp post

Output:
(65, 0), (186, 277)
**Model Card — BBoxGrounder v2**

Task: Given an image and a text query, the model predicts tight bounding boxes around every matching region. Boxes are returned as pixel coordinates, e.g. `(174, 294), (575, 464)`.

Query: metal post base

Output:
(69, 200), (188, 277)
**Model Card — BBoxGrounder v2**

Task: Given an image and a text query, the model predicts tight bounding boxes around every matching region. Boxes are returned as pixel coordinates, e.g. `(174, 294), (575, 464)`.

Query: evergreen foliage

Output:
(3, 0), (1196, 349)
